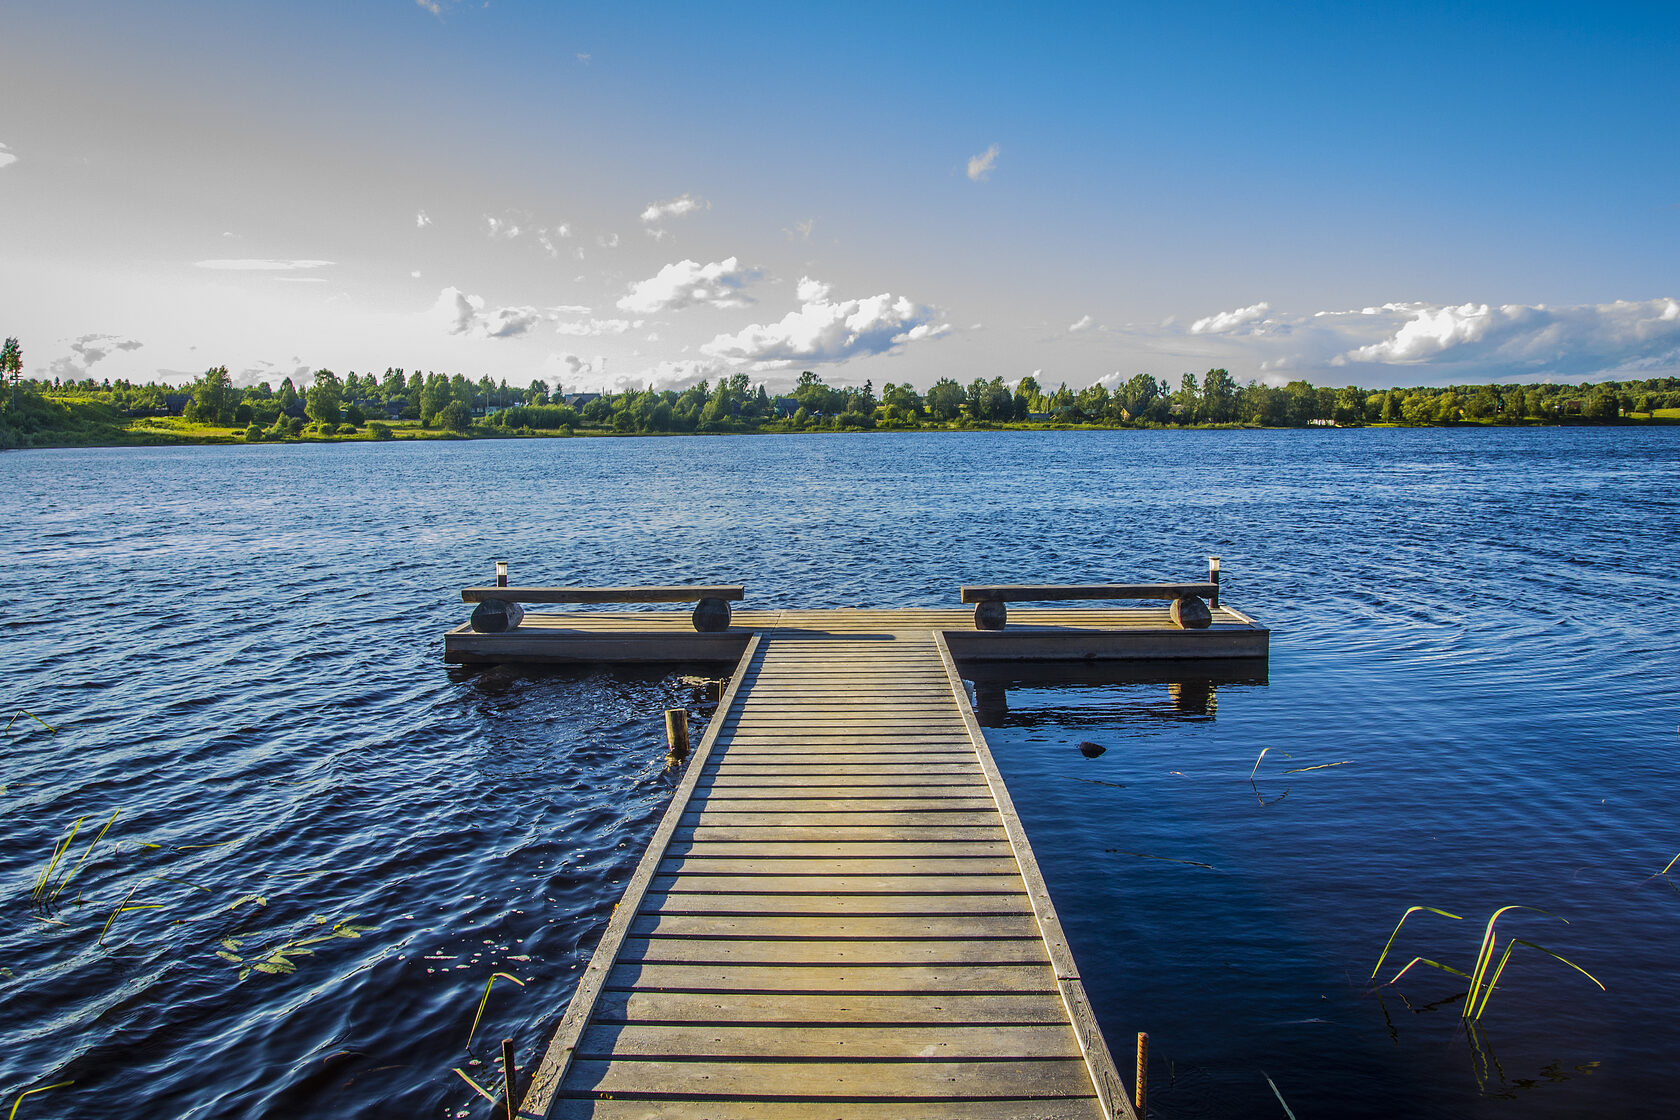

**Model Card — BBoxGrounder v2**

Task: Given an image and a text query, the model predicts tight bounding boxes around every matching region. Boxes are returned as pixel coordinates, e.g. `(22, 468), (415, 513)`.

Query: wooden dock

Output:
(465, 597), (1265, 1118)
(447, 605), (1268, 666)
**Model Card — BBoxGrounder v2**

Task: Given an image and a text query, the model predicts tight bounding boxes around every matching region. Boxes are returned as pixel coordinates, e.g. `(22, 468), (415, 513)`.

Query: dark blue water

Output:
(2, 429), (1676, 1118)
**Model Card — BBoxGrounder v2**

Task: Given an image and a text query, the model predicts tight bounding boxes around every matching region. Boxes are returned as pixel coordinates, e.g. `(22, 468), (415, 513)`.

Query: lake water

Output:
(2, 428), (1677, 1119)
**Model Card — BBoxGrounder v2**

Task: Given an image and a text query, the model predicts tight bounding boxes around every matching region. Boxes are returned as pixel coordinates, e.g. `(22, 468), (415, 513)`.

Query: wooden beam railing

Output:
(961, 558), (1223, 631)
(462, 577), (745, 634)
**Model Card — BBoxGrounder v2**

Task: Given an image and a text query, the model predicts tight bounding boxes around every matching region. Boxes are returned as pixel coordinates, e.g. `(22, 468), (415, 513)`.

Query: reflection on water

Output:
(2, 427), (1678, 1119)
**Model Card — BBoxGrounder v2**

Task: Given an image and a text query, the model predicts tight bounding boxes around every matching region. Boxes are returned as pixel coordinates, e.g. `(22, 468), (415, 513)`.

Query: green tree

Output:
(1, 338), (21, 406)
(1174, 373), (1200, 422)
(305, 369), (343, 427)
(440, 400), (472, 431)
(1380, 389), (1400, 423)
(1200, 368), (1236, 423)
(925, 378), (967, 421)
(276, 377), (300, 413)
(420, 373), (452, 426)
(193, 365), (235, 425)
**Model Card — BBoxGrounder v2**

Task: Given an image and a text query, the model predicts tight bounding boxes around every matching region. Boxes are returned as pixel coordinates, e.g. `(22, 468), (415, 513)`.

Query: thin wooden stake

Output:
(1135, 1031), (1149, 1115)
(501, 1038), (517, 1120)
(664, 709), (690, 762)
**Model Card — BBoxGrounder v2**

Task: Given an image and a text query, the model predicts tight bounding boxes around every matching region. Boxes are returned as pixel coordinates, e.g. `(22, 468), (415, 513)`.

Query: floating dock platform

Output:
(448, 587), (1265, 1119)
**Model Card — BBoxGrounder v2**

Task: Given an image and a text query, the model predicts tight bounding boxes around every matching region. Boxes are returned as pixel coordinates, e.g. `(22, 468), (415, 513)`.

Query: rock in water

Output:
(1170, 594), (1212, 629)
(1078, 740), (1107, 758)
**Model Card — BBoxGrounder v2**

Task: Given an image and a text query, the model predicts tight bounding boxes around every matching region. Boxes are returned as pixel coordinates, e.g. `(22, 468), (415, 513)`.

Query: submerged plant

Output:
(1372, 904), (1604, 1021)
(3, 710), (57, 735)
(7, 1080), (73, 1120)
(466, 972), (526, 1047)
(215, 915), (377, 980)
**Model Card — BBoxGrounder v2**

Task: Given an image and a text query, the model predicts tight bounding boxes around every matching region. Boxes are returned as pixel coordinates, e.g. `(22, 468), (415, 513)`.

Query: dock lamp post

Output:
(495, 560), (508, 588)
(1208, 556), (1220, 609)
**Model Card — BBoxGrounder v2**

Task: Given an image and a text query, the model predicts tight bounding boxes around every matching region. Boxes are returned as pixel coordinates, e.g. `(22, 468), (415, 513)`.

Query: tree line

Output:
(4, 331), (1678, 449)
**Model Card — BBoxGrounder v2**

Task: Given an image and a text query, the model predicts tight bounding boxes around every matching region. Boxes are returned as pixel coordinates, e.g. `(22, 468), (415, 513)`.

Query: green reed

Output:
(1372, 904), (1604, 1021)
(467, 972), (527, 1047)
(8, 1081), (73, 1120)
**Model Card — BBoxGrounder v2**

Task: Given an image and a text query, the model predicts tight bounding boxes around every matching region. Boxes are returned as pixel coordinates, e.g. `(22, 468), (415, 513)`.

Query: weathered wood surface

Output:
(461, 585), (745, 604)
(517, 627), (1137, 1120)
(445, 605), (1267, 665)
(960, 583), (1219, 603)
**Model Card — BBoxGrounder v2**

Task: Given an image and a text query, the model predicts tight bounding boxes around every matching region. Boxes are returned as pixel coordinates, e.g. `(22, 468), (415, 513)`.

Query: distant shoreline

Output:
(5, 412), (1677, 452)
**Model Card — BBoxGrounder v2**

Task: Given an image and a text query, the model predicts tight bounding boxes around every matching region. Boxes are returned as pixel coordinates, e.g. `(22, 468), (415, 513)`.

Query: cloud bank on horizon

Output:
(1163, 297), (1680, 383)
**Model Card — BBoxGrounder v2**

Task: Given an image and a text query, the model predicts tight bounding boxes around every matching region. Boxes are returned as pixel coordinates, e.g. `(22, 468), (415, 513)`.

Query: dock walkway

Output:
(518, 624), (1139, 1120)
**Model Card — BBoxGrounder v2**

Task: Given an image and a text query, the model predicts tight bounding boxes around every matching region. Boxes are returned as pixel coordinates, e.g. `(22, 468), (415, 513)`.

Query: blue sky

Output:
(2, 1), (1676, 391)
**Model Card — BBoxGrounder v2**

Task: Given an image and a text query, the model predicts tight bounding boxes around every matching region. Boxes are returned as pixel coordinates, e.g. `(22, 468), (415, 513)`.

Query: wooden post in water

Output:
(1136, 1031), (1149, 1115)
(664, 708), (690, 762)
(501, 1038), (517, 1120)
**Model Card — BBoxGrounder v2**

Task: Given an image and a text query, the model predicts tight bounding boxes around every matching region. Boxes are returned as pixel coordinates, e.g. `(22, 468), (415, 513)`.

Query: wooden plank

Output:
(603, 961), (1060, 993)
(663, 840), (1015, 858)
(630, 912), (1041, 938)
(554, 1096), (1104, 1120)
(679, 812), (1007, 828)
(649, 861), (1025, 883)
(640, 892), (1035, 916)
(960, 582), (1217, 603)
(691, 797), (999, 813)
(651, 873), (1026, 894)
(462, 585), (744, 603)
(588, 988), (1075, 1025)
(575, 1022), (1085, 1060)
(559, 1057), (1098, 1100)
(682, 825), (1010, 842)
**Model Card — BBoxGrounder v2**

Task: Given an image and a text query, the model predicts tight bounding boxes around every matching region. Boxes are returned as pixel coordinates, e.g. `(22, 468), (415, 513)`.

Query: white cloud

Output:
(617, 257), (762, 314)
(411, 270), (422, 278)
(1068, 314), (1094, 332)
(640, 193), (708, 224)
(416, 210), (431, 228)
(194, 259), (333, 271)
(48, 334), (143, 379)
(782, 217), (815, 242)
(431, 287), (544, 339)
(699, 275), (950, 368)
(597, 232), (620, 249)
(0, 142), (17, 170)
(536, 225), (571, 257)
(1334, 297), (1680, 374)
(967, 143), (999, 182)
(221, 231), (239, 239)
(1190, 302), (1271, 334)
(576, 52), (591, 64)
(556, 317), (640, 336)
(485, 215), (522, 240)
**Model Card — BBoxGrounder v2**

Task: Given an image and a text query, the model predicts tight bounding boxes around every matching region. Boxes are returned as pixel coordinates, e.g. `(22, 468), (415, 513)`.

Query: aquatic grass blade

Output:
(452, 1068), (496, 1103)
(1248, 747), (1269, 781)
(1471, 938), (1605, 1020)
(1282, 761), (1352, 774)
(31, 819), (83, 902)
(50, 809), (120, 902)
(1382, 955), (1471, 987)
(1261, 1071), (1297, 1120)
(1371, 906), (1463, 980)
(1654, 851), (1680, 879)
(466, 972), (527, 1047)
(8, 1080), (73, 1120)
(1463, 906), (1552, 1020)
